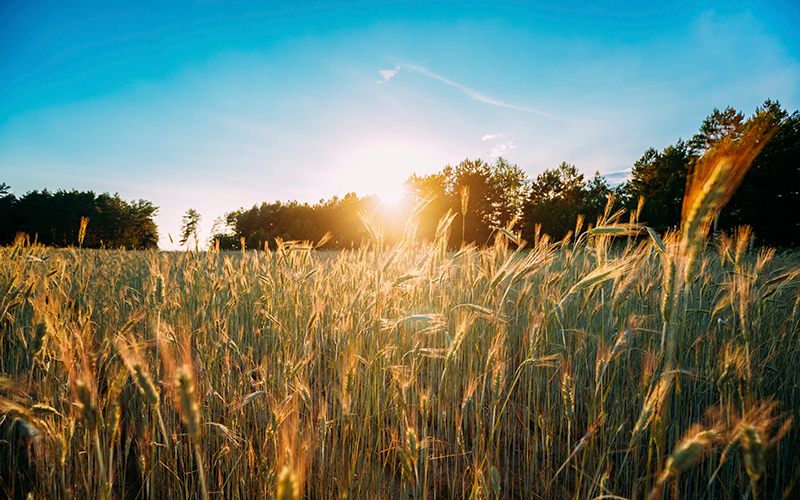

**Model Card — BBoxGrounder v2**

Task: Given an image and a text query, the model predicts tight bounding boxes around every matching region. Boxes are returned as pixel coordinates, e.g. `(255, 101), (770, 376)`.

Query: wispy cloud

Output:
(410, 66), (555, 118)
(482, 133), (503, 141)
(602, 167), (632, 185)
(490, 141), (518, 158)
(377, 67), (400, 84)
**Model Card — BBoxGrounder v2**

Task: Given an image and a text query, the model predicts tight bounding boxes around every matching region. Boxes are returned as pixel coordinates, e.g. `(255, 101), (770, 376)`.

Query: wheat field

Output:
(1, 199), (799, 500)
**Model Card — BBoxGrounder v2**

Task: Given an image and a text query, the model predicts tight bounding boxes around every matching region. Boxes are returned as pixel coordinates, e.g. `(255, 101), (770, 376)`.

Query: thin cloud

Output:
(602, 167), (632, 185)
(490, 141), (518, 158)
(377, 67), (399, 84)
(482, 133), (503, 141)
(411, 66), (556, 118)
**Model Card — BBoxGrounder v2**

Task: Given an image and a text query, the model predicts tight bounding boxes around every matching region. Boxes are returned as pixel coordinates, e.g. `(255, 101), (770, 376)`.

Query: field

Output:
(1, 215), (799, 499)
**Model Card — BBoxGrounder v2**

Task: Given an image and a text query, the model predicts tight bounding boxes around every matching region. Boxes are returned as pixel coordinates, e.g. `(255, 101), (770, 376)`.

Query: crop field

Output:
(1, 211), (799, 499)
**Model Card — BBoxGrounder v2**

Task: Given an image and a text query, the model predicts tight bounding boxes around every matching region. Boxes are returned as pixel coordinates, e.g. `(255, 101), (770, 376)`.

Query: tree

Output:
(215, 193), (381, 250)
(128, 199), (159, 249)
(492, 157), (530, 228)
(0, 188), (158, 248)
(627, 140), (692, 233)
(688, 106), (745, 154)
(179, 209), (202, 247)
(623, 99), (800, 247)
(0, 184), (16, 243)
(403, 172), (450, 242)
(523, 162), (615, 241)
(402, 157), (528, 247)
(707, 100), (800, 246)
(448, 158), (500, 245)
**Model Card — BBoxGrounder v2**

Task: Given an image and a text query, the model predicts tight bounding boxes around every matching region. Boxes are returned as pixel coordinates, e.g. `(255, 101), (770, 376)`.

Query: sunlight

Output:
(339, 140), (436, 205)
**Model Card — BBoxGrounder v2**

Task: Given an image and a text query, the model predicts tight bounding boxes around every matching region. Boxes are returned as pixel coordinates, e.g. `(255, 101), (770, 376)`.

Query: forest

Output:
(0, 186), (159, 249)
(1, 99), (798, 250)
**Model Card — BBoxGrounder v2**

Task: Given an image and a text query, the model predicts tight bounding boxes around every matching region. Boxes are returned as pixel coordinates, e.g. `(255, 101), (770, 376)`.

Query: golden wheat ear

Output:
(680, 116), (777, 275)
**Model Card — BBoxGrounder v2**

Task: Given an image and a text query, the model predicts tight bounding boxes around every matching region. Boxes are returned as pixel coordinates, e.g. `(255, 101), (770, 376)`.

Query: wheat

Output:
(175, 365), (200, 440)
(742, 425), (765, 481)
(680, 117), (776, 280)
(0, 207), (798, 499)
(29, 316), (49, 357)
(649, 425), (717, 500)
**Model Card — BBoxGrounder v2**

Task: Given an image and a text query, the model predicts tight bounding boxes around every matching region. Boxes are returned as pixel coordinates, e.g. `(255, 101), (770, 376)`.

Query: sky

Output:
(1, 0), (798, 249)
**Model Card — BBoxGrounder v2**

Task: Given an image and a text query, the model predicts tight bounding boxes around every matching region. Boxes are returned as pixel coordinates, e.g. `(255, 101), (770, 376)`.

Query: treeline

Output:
(0, 186), (159, 249)
(628, 99), (799, 247)
(216, 99), (799, 250)
(212, 192), (386, 250)
(3, 99), (796, 251)
(213, 158), (530, 250)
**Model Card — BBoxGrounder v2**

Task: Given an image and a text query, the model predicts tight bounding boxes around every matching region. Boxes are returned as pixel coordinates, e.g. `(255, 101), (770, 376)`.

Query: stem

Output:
(195, 443), (209, 500)
(94, 433), (109, 500)
(155, 309), (161, 382)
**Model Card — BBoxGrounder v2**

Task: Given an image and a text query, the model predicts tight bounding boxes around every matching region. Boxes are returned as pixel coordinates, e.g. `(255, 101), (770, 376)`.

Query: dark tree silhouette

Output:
(627, 141), (692, 234)
(625, 99), (800, 247)
(522, 162), (619, 241)
(403, 157), (528, 247)
(0, 187), (159, 248)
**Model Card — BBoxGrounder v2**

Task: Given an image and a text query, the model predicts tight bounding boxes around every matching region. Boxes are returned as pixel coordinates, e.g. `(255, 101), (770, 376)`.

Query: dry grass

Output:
(1, 219), (798, 499)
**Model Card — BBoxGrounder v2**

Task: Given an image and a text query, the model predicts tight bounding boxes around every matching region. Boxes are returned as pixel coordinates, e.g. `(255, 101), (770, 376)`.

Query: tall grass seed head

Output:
(276, 464), (300, 500)
(741, 425), (765, 481)
(30, 317), (49, 357)
(175, 365), (200, 440)
(76, 380), (98, 430)
(631, 375), (672, 447)
(560, 369), (575, 422)
(78, 216), (89, 246)
(133, 362), (160, 407)
(108, 401), (121, 440)
(490, 465), (501, 497)
(680, 118), (775, 264)
(492, 362), (506, 405)
(660, 254), (676, 324)
(155, 275), (165, 308)
(31, 403), (60, 418)
(666, 427), (716, 476)
(406, 427), (418, 462)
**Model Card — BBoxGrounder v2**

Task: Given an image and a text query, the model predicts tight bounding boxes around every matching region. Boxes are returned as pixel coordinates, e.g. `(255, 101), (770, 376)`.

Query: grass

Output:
(1, 218), (798, 499)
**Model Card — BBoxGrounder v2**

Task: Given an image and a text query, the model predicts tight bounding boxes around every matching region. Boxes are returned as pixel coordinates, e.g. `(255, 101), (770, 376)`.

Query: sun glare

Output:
(340, 141), (435, 205)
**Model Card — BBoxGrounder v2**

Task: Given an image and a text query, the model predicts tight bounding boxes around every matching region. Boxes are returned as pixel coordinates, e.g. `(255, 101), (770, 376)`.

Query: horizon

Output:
(1, 0), (798, 249)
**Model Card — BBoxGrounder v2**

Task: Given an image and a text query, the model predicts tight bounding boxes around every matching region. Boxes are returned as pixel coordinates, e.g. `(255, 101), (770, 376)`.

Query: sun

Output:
(340, 140), (434, 205)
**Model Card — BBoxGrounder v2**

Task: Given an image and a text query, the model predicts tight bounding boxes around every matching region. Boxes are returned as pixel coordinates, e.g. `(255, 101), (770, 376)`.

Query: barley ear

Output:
(175, 365), (200, 441)
(155, 275), (165, 309)
(276, 465), (301, 500)
(133, 362), (159, 407)
(680, 115), (776, 279)
(76, 380), (98, 430)
(30, 317), (49, 357)
(742, 425), (765, 482)
(666, 428), (716, 476)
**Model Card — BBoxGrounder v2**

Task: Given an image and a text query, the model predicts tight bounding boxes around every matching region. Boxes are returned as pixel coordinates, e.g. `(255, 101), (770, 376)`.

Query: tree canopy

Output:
(626, 141), (692, 234)
(403, 157), (528, 247)
(626, 99), (800, 247)
(179, 208), (202, 247)
(523, 162), (620, 241)
(211, 193), (382, 250)
(0, 187), (158, 249)
(704, 100), (800, 247)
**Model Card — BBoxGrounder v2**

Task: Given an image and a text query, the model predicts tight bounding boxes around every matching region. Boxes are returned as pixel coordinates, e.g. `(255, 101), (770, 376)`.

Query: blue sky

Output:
(1, 0), (798, 249)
